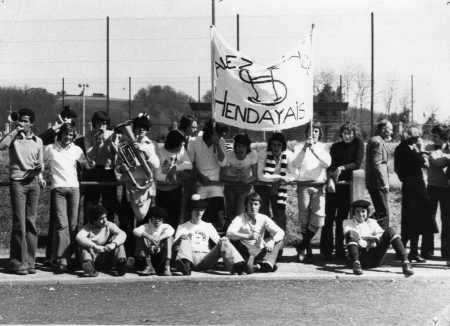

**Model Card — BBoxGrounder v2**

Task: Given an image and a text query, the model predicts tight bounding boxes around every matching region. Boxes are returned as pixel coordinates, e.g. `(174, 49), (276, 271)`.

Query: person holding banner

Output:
(187, 119), (228, 232)
(320, 121), (365, 261)
(292, 121), (331, 264)
(220, 133), (258, 231)
(254, 132), (297, 233)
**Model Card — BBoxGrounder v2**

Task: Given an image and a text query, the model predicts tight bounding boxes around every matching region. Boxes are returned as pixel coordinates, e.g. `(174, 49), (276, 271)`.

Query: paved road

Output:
(0, 279), (449, 325)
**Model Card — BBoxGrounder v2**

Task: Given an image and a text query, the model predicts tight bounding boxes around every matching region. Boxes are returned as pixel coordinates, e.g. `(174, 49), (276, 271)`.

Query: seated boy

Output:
(133, 206), (174, 276)
(173, 195), (246, 276)
(75, 205), (135, 277)
(226, 192), (285, 274)
(344, 199), (414, 275)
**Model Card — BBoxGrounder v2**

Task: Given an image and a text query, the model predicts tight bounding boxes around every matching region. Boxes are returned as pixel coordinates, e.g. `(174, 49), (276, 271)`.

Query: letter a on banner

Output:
(211, 26), (314, 131)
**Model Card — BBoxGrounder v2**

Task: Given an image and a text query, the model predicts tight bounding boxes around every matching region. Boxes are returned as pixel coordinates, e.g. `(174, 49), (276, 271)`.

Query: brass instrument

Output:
(111, 121), (154, 190)
(8, 111), (19, 122)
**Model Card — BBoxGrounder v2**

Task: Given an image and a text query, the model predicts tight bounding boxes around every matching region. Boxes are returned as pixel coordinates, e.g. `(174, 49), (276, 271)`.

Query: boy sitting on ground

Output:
(344, 199), (414, 276)
(133, 206), (174, 276)
(173, 195), (246, 276)
(75, 205), (134, 277)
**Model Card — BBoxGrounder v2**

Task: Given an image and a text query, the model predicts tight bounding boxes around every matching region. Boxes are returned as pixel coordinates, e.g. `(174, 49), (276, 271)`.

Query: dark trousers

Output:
(230, 239), (283, 268)
(155, 186), (183, 231)
(10, 178), (40, 271)
(320, 186), (351, 257)
(83, 168), (117, 223)
(118, 187), (136, 258)
(45, 196), (55, 260)
(367, 187), (389, 229)
(253, 185), (287, 232)
(346, 227), (406, 267)
(135, 237), (173, 273)
(423, 185), (450, 257)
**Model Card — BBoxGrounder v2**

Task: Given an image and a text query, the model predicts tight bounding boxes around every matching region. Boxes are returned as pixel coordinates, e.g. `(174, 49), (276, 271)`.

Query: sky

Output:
(0, 0), (449, 123)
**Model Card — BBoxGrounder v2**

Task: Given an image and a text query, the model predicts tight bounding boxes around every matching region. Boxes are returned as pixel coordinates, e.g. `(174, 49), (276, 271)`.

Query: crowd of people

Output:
(1, 106), (448, 277)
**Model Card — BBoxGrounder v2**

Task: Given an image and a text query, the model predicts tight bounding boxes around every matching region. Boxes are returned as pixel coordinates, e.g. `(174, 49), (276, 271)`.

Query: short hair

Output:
(401, 125), (422, 141)
(165, 129), (185, 150)
(244, 192), (261, 210)
(267, 132), (287, 152)
(376, 119), (390, 135)
(179, 115), (198, 132)
(88, 205), (108, 225)
(233, 133), (252, 154)
(202, 119), (229, 138)
(91, 111), (110, 128)
(305, 120), (323, 140)
(56, 123), (76, 141)
(18, 108), (35, 123)
(339, 121), (361, 139)
(431, 124), (449, 141)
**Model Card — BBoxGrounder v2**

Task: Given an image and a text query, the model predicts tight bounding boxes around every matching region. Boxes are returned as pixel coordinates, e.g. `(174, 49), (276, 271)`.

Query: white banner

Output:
(211, 26), (314, 131)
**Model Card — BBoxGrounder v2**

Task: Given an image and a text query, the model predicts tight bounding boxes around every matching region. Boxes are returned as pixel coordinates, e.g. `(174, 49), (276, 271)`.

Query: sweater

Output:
(292, 142), (331, 182)
(328, 138), (365, 181)
(0, 131), (44, 179)
(76, 221), (126, 248)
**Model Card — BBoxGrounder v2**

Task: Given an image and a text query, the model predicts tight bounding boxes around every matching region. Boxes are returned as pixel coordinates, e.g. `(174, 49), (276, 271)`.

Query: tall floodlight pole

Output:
(411, 75), (414, 123)
(107, 16), (110, 114)
(370, 13), (374, 136)
(129, 77), (132, 120)
(62, 78), (65, 108)
(79, 83), (89, 135)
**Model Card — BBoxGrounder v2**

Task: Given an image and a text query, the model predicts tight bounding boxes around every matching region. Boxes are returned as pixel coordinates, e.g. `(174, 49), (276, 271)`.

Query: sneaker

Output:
(353, 261), (363, 275)
(13, 269), (28, 276)
(297, 244), (306, 262)
(232, 261), (246, 275)
(162, 267), (172, 276)
(138, 266), (156, 276)
(124, 257), (135, 273)
(27, 268), (37, 274)
(246, 255), (255, 274)
(402, 262), (414, 275)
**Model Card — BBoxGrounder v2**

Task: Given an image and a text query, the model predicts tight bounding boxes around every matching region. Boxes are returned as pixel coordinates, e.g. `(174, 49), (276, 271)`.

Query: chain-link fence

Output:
(0, 14), (438, 138)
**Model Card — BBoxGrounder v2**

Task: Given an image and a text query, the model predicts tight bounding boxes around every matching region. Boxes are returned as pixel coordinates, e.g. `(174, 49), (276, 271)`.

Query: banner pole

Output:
(211, 0), (217, 153)
(310, 24), (315, 139)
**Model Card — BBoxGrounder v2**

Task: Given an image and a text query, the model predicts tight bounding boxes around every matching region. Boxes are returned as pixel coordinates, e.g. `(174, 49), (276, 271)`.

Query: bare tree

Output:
(341, 63), (356, 102)
(382, 75), (397, 117)
(313, 67), (337, 94)
(353, 66), (370, 119)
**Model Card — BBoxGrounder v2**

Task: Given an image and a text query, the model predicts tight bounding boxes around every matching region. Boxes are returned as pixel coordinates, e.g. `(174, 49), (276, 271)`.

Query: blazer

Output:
(365, 135), (389, 189)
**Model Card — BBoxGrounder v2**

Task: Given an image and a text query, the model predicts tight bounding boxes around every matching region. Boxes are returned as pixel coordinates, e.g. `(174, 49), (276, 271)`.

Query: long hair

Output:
(267, 132), (287, 152)
(233, 133), (252, 154)
(339, 121), (361, 139)
(56, 123), (76, 141)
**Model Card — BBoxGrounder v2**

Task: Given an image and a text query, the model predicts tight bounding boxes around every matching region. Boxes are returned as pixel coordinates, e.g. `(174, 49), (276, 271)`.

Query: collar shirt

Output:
(156, 145), (192, 191)
(226, 213), (285, 249)
(44, 141), (87, 189)
(225, 150), (258, 178)
(292, 142), (331, 182)
(84, 129), (115, 169)
(133, 221), (174, 239)
(257, 148), (298, 184)
(174, 221), (220, 253)
(426, 142), (450, 188)
(187, 136), (227, 181)
(343, 217), (384, 240)
(0, 131), (43, 179)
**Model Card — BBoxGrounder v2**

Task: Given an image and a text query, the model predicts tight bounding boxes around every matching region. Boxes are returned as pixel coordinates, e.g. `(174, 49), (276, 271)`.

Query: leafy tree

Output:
(202, 90), (212, 103)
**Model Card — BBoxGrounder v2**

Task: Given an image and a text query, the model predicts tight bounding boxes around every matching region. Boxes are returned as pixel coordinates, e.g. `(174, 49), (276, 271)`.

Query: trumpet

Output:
(111, 121), (154, 191)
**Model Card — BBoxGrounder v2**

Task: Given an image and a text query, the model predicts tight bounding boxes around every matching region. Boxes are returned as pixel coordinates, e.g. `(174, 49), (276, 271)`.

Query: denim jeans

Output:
(52, 187), (80, 263)
(175, 239), (244, 272)
(297, 185), (326, 229)
(224, 184), (251, 226)
(10, 177), (40, 271)
(253, 185), (287, 231)
(230, 239), (284, 269)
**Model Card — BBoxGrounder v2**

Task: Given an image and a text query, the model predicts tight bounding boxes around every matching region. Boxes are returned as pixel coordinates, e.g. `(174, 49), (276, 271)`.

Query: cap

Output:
(350, 199), (371, 209)
(186, 194), (208, 211)
(148, 206), (169, 218)
(132, 113), (152, 128)
(60, 105), (77, 119)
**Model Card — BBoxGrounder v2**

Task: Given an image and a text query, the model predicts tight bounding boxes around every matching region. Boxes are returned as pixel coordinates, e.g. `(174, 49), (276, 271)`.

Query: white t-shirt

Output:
(44, 142), (87, 189)
(174, 221), (220, 253)
(156, 145), (192, 191)
(187, 136), (227, 181)
(133, 221), (174, 239)
(225, 150), (258, 178)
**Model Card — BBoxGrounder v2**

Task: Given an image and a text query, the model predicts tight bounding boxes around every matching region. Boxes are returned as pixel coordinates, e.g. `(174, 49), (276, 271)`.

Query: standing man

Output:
(423, 125), (450, 258)
(365, 119), (393, 229)
(0, 108), (44, 275)
(84, 111), (117, 223)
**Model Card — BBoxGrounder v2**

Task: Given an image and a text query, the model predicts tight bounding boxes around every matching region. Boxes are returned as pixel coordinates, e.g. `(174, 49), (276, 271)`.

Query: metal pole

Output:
(340, 75), (342, 125)
(211, 0), (215, 121)
(82, 85), (86, 136)
(62, 78), (65, 108)
(370, 12), (374, 136)
(411, 75), (414, 123)
(129, 77), (131, 120)
(107, 16), (110, 114)
(237, 14), (240, 51)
